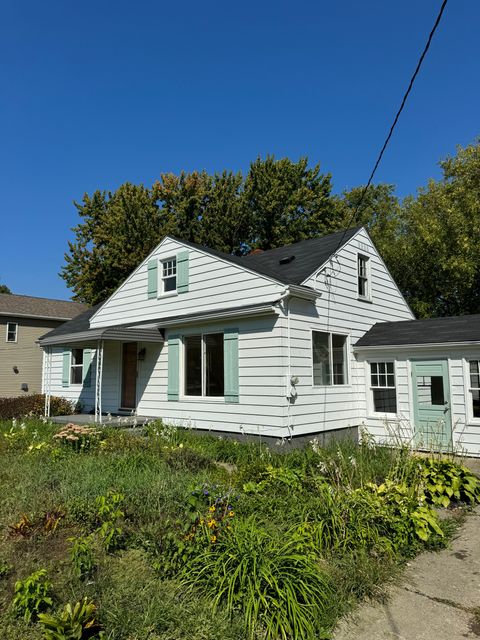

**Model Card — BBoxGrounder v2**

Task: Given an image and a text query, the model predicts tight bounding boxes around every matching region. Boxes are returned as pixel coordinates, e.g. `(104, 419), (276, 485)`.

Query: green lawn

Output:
(0, 418), (478, 640)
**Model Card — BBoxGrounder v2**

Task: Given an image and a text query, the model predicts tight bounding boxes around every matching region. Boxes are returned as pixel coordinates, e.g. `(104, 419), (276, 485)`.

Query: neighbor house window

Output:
(6, 322), (18, 342)
(370, 361), (396, 413)
(358, 254), (370, 299)
(161, 258), (177, 293)
(312, 331), (348, 386)
(70, 348), (84, 384)
(184, 333), (224, 397)
(469, 360), (480, 419)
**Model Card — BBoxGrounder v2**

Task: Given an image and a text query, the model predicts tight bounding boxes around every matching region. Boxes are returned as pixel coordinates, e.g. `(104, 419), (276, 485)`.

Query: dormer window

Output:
(162, 258), (177, 293)
(357, 254), (370, 299)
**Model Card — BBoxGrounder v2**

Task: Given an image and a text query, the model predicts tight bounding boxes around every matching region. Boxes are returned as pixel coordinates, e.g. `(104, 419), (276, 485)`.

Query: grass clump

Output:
(0, 418), (477, 639)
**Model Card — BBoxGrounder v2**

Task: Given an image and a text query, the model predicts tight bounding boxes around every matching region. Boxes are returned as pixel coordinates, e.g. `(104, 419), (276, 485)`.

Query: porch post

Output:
(95, 340), (104, 424)
(44, 347), (52, 418)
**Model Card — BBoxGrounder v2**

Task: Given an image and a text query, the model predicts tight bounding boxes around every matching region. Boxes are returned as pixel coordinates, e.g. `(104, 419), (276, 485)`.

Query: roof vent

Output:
(279, 255), (295, 265)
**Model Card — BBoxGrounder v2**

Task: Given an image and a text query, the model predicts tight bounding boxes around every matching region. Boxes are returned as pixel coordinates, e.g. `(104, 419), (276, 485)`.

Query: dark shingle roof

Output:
(39, 305), (100, 341)
(173, 227), (361, 285)
(0, 293), (88, 320)
(356, 314), (480, 348)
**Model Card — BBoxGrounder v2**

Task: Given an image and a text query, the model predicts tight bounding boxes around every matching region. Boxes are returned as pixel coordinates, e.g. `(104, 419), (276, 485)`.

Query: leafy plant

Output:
(184, 518), (335, 640)
(94, 491), (125, 552)
(12, 569), (53, 623)
(38, 598), (104, 639)
(9, 513), (35, 538)
(68, 536), (95, 579)
(243, 464), (303, 494)
(414, 458), (480, 507)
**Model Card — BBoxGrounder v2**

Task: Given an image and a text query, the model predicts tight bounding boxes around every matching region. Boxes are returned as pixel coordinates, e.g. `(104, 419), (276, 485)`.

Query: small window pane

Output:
(185, 335), (202, 395)
(205, 333), (224, 397)
(472, 390), (480, 418)
(471, 374), (480, 389)
(6, 322), (17, 342)
(470, 361), (479, 375)
(71, 367), (83, 384)
(416, 375), (444, 406)
(386, 362), (394, 374)
(373, 388), (397, 413)
(332, 334), (347, 385)
(163, 276), (177, 292)
(162, 259), (177, 292)
(387, 374), (395, 387)
(371, 373), (378, 387)
(313, 332), (330, 385)
(72, 349), (83, 366)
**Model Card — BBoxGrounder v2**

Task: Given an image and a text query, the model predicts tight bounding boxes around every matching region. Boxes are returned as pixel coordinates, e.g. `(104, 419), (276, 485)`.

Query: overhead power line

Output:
(332, 0), (449, 256)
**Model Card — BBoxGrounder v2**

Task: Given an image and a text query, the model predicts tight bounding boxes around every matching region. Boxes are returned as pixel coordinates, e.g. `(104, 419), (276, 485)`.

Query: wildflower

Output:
(228, 511), (234, 517)
(209, 505), (216, 512)
(210, 535), (217, 543)
(207, 519), (217, 529)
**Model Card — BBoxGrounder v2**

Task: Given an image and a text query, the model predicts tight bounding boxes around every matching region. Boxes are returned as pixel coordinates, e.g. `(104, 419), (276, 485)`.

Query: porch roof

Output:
(38, 300), (280, 346)
(355, 313), (480, 350)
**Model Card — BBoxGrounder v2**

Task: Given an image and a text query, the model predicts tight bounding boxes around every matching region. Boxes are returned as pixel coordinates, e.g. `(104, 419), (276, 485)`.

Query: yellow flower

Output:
(207, 519), (217, 528)
(199, 518), (205, 525)
(210, 535), (217, 543)
(209, 505), (216, 512)
(228, 510), (234, 517)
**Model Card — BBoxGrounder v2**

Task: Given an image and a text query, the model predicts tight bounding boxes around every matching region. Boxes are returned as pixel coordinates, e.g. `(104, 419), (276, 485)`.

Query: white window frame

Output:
(368, 360), (398, 417)
(357, 253), (371, 301)
(160, 257), (177, 296)
(70, 348), (84, 386)
(6, 322), (18, 343)
(182, 331), (225, 400)
(465, 358), (480, 424)
(311, 329), (350, 387)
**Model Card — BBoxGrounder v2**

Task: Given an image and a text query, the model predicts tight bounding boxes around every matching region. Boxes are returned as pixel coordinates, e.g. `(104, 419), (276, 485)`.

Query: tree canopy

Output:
(61, 142), (480, 317)
(0, 284), (11, 294)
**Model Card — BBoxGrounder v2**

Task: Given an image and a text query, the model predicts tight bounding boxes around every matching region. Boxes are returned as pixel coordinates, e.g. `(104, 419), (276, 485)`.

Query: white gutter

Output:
(354, 340), (480, 352)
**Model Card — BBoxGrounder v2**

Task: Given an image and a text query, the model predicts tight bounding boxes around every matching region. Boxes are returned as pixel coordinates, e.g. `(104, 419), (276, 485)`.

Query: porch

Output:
(50, 413), (151, 428)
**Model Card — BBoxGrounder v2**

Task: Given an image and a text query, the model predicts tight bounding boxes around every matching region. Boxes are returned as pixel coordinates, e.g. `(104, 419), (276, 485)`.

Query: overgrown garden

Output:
(0, 418), (479, 639)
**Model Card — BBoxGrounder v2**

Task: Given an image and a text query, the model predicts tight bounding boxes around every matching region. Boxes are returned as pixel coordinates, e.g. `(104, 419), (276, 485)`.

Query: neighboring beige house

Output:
(0, 294), (87, 397)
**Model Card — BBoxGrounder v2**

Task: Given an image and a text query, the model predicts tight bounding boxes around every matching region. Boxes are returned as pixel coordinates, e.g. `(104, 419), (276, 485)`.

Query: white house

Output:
(39, 227), (480, 456)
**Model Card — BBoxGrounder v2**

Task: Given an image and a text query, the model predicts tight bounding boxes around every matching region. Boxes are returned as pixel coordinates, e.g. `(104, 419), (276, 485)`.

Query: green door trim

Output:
(411, 359), (452, 451)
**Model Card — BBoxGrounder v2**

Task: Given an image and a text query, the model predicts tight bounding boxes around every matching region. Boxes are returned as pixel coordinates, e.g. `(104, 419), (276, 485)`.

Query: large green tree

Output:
(388, 141), (480, 317)
(0, 284), (11, 294)
(243, 156), (335, 250)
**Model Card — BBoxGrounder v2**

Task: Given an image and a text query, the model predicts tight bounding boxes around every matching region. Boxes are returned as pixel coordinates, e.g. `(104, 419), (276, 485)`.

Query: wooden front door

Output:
(121, 342), (137, 409)
(412, 360), (452, 450)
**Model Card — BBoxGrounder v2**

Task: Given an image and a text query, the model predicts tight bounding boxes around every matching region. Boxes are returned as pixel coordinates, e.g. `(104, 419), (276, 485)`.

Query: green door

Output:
(412, 360), (452, 450)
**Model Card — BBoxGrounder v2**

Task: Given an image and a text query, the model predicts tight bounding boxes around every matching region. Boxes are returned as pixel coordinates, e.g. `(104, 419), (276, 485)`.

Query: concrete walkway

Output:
(334, 505), (480, 639)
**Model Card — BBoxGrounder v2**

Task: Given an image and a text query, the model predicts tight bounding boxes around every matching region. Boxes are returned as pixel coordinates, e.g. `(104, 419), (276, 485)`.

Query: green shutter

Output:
(147, 259), (158, 299)
(62, 349), (71, 387)
(83, 348), (92, 387)
(224, 329), (239, 403)
(177, 250), (189, 294)
(167, 335), (180, 401)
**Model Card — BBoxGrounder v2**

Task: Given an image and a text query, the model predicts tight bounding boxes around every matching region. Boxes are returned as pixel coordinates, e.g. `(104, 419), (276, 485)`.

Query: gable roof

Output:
(356, 314), (480, 348)
(39, 304), (101, 341)
(172, 227), (361, 286)
(0, 293), (88, 321)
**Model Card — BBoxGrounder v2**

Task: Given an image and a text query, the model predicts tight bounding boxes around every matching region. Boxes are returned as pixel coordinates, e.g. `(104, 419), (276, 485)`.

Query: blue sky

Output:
(1, 0), (478, 299)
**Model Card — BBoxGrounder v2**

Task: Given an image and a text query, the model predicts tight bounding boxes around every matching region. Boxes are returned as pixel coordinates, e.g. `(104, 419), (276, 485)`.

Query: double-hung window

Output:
(469, 360), (480, 419)
(6, 322), (18, 342)
(358, 254), (370, 299)
(184, 333), (224, 397)
(70, 348), (84, 385)
(161, 258), (177, 293)
(312, 331), (348, 386)
(370, 361), (396, 413)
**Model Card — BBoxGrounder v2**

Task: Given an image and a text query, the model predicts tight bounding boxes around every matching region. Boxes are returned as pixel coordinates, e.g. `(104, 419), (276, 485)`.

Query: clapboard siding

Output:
(356, 346), (480, 457)
(288, 228), (414, 435)
(91, 238), (285, 328)
(0, 316), (64, 397)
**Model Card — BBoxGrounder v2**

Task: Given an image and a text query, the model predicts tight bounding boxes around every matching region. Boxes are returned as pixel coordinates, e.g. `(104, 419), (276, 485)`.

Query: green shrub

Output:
(68, 536), (95, 579)
(38, 598), (104, 640)
(0, 394), (78, 419)
(12, 569), (53, 623)
(94, 491), (125, 552)
(414, 457), (480, 507)
(184, 518), (335, 640)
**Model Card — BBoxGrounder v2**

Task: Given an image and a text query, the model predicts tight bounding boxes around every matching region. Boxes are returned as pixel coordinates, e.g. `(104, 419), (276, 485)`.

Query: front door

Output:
(121, 342), (137, 409)
(412, 360), (452, 450)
